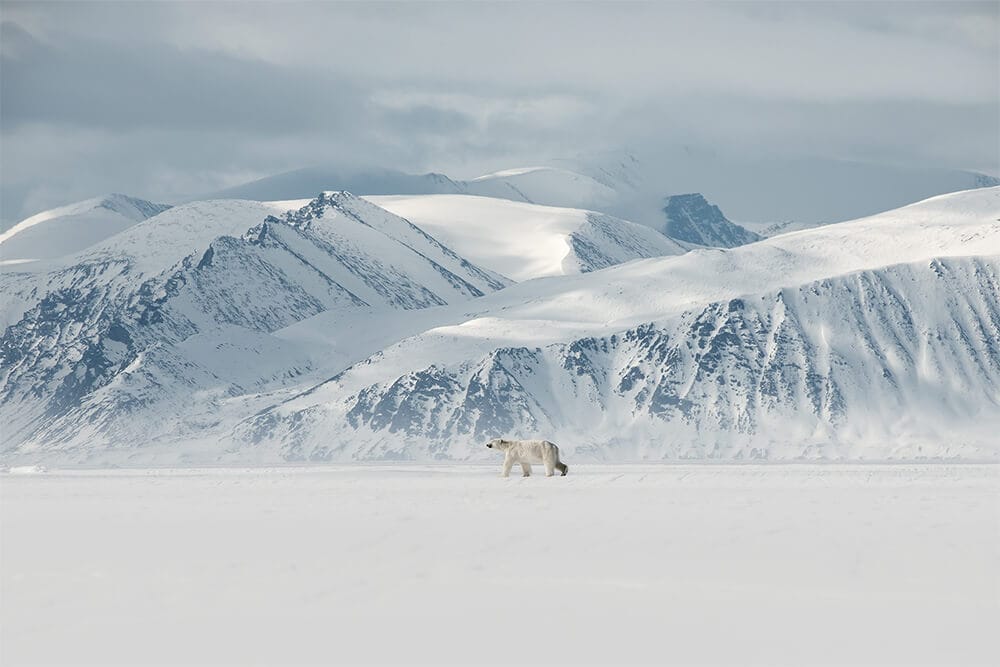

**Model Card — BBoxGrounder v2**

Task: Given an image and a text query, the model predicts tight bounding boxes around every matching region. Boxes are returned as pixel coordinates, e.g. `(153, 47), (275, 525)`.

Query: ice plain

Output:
(2, 463), (997, 666)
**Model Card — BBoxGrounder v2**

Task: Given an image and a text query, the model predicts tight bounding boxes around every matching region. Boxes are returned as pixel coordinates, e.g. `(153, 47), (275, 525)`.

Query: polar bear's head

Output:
(486, 438), (510, 450)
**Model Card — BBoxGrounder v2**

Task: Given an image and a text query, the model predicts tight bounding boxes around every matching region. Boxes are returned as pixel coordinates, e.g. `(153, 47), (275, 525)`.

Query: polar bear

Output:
(486, 438), (569, 478)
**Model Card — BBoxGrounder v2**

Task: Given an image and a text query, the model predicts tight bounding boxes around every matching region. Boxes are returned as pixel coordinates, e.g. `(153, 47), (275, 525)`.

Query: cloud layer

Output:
(2, 1), (997, 222)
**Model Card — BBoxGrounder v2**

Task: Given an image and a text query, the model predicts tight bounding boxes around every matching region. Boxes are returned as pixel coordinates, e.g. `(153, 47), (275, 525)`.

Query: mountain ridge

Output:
(0, 193), (508, 452)
(0, 194), (172, 264)
(367, 194), (690, 280)
(2, 187), (997, 464)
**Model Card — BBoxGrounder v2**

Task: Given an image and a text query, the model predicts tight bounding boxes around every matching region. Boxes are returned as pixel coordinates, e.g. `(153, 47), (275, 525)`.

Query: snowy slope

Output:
(232, 187), (1000, 462)
(366, 194), (688, 280)
(0, 193), (507, 453)
(0, 194), (171, 264)
(741, 219), (824, 238)
(463, 166), (618, 211)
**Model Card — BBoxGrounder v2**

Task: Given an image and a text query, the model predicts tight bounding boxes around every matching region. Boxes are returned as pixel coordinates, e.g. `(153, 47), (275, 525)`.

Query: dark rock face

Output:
(98, 194), (172, 219)
(662, 194), (760, 248)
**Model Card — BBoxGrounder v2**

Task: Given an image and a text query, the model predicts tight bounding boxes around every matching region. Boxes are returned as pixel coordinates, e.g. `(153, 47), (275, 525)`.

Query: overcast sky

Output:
(1, 1), (997, 222)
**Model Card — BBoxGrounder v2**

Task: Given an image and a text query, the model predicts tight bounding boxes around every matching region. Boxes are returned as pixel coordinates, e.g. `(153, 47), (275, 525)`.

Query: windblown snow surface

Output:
(2, 464), (996, 666)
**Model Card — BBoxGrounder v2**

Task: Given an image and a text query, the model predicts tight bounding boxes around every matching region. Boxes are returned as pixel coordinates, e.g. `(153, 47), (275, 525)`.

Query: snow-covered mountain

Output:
(3, 187), (998, 465)
(0, 194), (171, 264)
(367, 194), (689, 280)
(233, 187), (1000, 463)
(0, 193), (507, 455)
(660, 193), (761, 248)
(0, 198), (312, 331)
(201, 154), (1000, 237)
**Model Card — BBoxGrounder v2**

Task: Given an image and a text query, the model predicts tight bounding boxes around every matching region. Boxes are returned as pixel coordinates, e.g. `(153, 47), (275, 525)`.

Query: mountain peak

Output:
(262, 191), (360, 230)
(661, 193), (760, 248)
(666, 192), (709, 205)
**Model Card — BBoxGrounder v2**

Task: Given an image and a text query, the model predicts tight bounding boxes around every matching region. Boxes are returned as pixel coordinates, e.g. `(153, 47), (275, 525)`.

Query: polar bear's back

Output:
(517, 439), (555, 448)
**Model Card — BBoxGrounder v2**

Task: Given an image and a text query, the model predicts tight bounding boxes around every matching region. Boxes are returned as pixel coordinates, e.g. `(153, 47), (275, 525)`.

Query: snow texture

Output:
(2, 464), (996, 666)
(367, 194), (689, 280)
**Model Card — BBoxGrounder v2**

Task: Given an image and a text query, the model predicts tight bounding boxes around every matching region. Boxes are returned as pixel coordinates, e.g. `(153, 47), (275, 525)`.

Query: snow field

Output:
(2, 464), (997, 665)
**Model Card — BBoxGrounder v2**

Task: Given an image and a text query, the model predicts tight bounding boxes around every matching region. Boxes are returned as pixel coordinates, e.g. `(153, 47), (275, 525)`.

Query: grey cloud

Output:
(1, 1), (996, 224)
(0, 21), (369, 133)
(378, 105), (477, 136)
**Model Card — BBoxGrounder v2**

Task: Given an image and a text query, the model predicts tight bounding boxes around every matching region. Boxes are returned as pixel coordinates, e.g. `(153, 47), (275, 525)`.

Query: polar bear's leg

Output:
(501, 453), (515, 478)
(520, 462), (532, 477)
(543, 456), (555, 477)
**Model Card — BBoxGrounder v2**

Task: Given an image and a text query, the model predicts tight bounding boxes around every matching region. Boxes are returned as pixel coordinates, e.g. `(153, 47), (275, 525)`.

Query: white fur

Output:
(486, 438), (569, 478)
